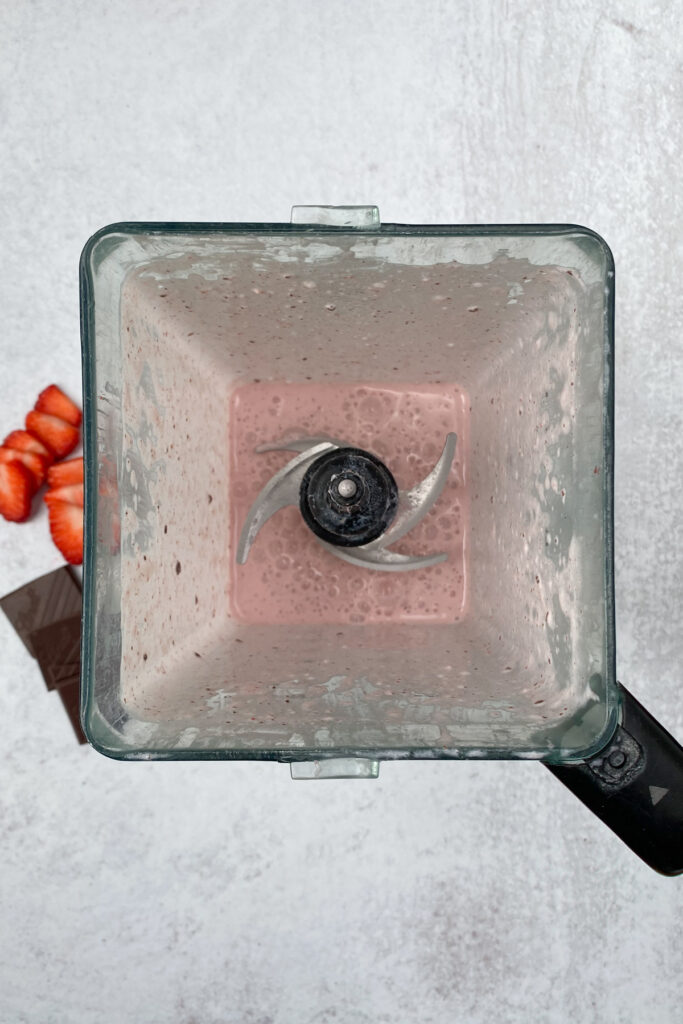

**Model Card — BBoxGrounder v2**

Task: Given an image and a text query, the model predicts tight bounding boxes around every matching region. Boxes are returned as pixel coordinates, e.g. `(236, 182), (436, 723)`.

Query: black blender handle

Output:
(546, 683), (683, 875)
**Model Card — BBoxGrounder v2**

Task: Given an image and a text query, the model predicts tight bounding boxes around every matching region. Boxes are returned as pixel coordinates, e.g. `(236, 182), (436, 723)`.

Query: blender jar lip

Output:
(80, 221), (617, 764)
(80, 219), (615, 266)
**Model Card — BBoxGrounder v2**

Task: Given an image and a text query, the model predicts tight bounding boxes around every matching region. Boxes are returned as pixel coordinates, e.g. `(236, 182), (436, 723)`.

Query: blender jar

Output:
(80, 207), (683, 873)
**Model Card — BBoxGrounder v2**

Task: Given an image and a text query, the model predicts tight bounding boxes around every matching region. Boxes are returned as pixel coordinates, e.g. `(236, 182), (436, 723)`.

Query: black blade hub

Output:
(299, 447), (399, 547)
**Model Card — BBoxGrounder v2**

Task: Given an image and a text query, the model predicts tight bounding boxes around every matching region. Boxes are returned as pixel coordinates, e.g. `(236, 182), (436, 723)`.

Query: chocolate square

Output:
(0, 567), (82, 658)
(31, 615), (82, 691)
(56, 680), (88, 745)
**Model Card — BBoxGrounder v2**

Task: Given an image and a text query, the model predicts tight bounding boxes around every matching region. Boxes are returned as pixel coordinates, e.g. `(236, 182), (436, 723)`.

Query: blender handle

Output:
(546, 683), (683, 875)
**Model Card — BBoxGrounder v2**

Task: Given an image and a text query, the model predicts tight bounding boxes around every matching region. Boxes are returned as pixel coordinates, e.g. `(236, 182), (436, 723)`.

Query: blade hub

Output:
(299, 447), (399, 547)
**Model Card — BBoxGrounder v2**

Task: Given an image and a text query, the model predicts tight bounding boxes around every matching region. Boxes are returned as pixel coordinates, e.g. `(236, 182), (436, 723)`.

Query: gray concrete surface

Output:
(1, 2), (682, 1021)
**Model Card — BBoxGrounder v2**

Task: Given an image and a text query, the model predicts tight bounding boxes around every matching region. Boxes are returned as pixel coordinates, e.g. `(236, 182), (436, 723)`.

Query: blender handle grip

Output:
(546, 683), (683, 875)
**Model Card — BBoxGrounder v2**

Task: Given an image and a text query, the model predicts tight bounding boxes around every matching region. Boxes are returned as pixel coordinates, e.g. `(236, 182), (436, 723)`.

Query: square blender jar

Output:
(80, 206), (617, 768)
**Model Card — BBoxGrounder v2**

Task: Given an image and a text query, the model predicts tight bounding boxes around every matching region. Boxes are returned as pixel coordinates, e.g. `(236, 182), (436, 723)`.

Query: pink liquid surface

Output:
(229, 381), (469, 625)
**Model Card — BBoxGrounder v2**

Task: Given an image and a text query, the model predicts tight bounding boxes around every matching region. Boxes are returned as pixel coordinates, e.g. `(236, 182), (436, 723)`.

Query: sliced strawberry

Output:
(44, 483), (84, 507)
(3, 429), (54, 463)
(47, 499), (83, 564)
(0, 460), (33, 522)
(47, 456), (84, 489)
(25, 410), (79, 459)
(35, 384), (82, 428)
(0, 446), (49, 492)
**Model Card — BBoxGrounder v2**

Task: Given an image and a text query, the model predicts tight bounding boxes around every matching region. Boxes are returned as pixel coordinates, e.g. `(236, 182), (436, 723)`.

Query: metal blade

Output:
(237, 432), (457, 572)
(236, 442), (338, 563)
(363, 432), (457, 551)
(255, 436), (346, 454)
(316, 540), (448, 572)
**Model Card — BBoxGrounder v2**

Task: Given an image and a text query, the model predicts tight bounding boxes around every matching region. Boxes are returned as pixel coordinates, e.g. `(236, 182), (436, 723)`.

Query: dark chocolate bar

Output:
(31, 615), (82, 691)
(1, 567), (87, 747)
(56, 680), (88, 745)
(0, 566), (82, 658)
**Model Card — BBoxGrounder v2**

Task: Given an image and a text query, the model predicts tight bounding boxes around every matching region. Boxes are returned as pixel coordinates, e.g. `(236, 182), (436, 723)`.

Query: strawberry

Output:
(0, 446), (49, 492)
(35, 384), (82, 428)
(3, 429), (54, 463)
(0, 460), (33, 522)
(44, 483), (84, 507)
(47, 456), (83, 489)
(25, 410), (79, 459)
(47, 499), (83, 564)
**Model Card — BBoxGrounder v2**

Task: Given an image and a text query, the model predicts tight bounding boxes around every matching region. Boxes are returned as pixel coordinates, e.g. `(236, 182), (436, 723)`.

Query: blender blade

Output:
(236, 434), (457, 572)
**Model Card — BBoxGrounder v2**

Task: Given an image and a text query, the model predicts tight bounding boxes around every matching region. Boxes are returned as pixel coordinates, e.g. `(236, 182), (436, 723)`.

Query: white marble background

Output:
(1, 2), (682, 1021)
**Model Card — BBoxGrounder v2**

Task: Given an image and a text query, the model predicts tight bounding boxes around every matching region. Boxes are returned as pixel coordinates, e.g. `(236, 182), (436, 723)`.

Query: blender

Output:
(79, 205), (683, 874)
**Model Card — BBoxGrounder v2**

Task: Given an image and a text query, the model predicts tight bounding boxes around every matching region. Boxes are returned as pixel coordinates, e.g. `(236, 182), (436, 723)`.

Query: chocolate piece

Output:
(1, 568), (86, 747)
(0, 567), (81, 658)
(31, 615), (81, 691)
(56, 680), (87, 745)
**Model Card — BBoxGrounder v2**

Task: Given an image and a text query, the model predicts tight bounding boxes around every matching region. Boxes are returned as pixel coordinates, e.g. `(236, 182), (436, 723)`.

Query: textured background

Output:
(1, 2), (682, 1022)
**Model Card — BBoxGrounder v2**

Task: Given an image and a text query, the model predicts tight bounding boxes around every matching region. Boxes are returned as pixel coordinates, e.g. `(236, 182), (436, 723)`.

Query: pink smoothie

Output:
(229, 380), (469, 625)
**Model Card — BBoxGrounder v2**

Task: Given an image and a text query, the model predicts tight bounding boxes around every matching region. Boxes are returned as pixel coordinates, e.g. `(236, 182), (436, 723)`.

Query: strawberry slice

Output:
(35, 384), (82, 428)
(47, 456), (84, 489)
(3, 429), (54, 463)
(47, 499), (83, 564)
(44, 483), (84, 507)
(25, 410), (79, 460)
(0, 460), (33, 522)
(0, 446), (49, 492)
